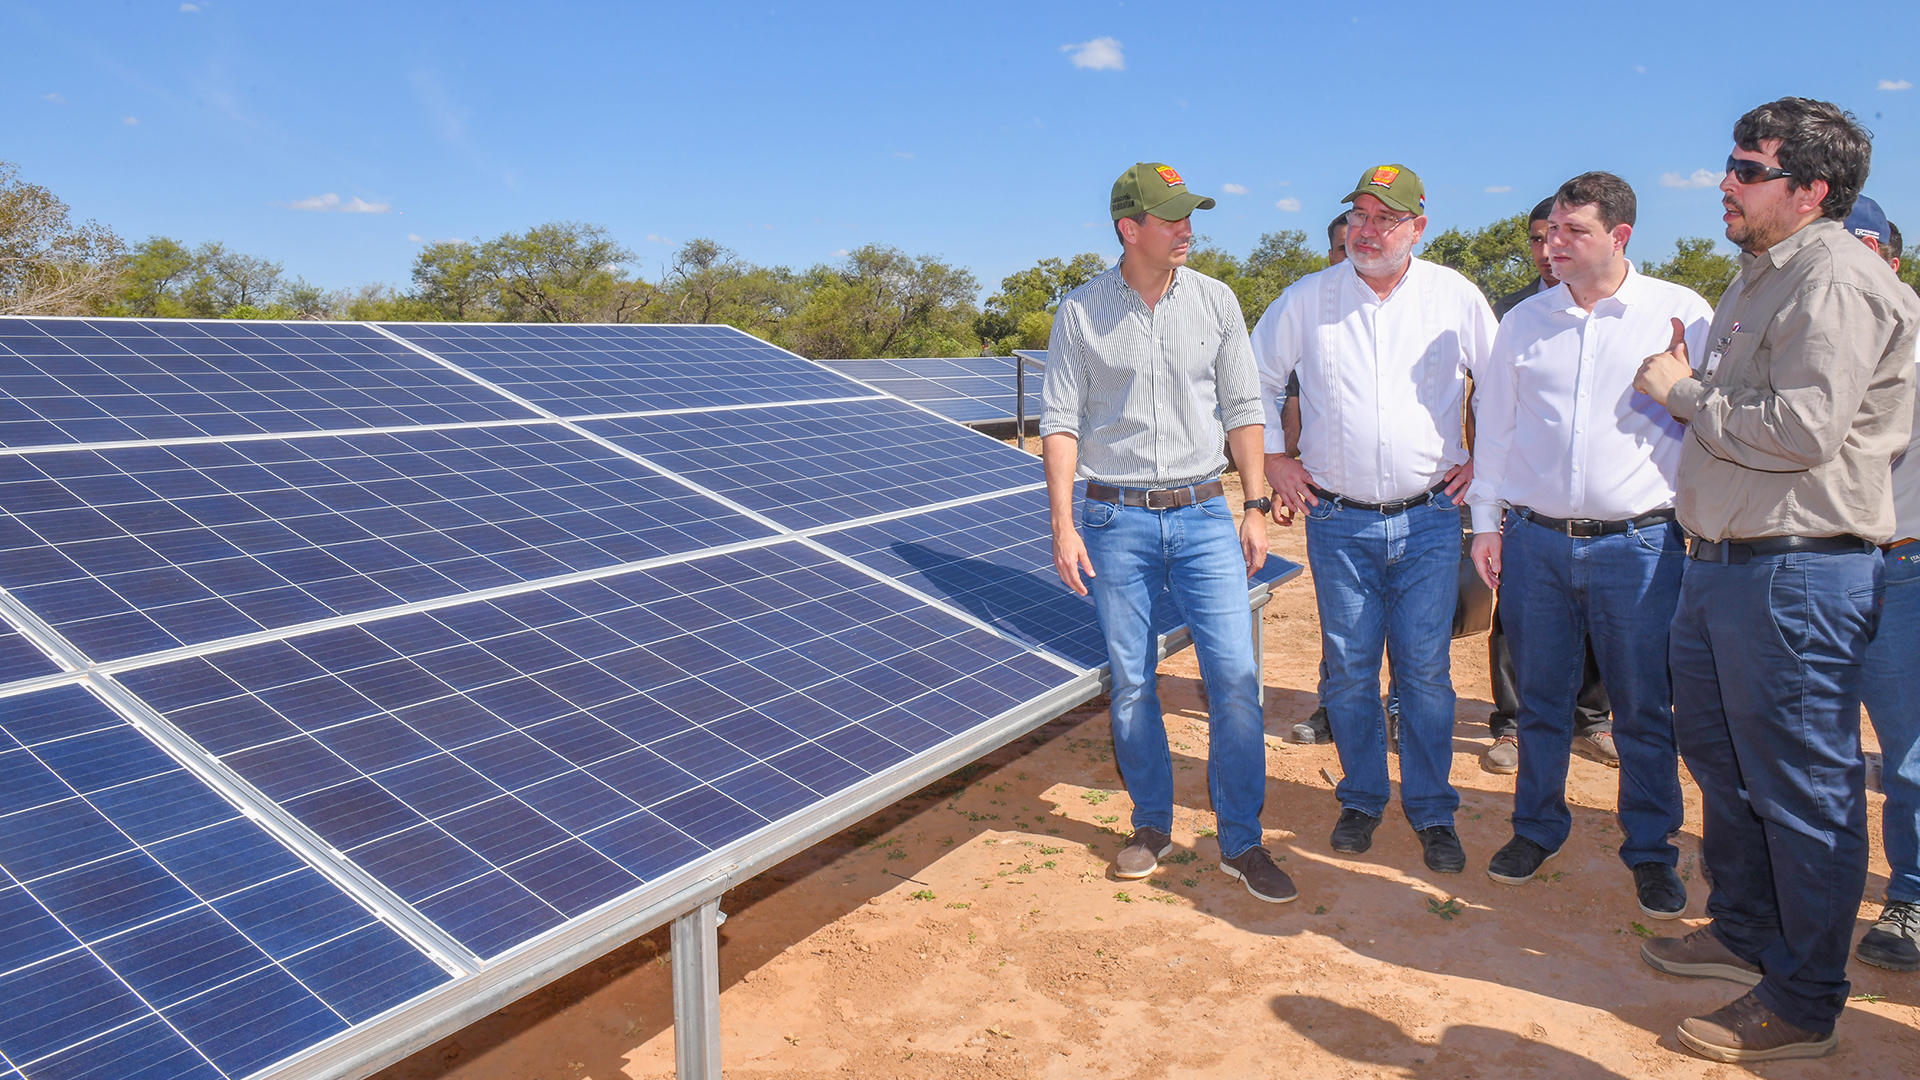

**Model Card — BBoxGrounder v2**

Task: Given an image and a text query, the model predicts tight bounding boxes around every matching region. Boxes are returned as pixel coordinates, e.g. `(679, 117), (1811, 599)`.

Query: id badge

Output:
(1702, 338), (1729, 380)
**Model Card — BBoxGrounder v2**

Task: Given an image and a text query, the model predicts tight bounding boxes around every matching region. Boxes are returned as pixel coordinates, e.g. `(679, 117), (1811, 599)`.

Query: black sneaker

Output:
(1386, 708), (1400, 753)
(1417, 825), (1466, 874)
(1486, 835), (1559, 885)
(1291, 705), (1332, 745)
(1330, 807), (1382, 854)
(1857, 899), (1920, 971)
(1220, 845), (1299, 904)
(1633, 861), (1688, 920)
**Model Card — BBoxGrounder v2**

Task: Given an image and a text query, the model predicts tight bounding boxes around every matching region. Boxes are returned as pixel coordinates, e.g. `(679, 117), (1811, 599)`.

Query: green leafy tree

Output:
(0, 160), (125, 315)
(115, 236), (199, 316)
(779, 244), (980, 358)
(480, 221), (642, 323)
(1185, 230), (1328, 327)
(1898, 249), (1919, 293)
(1641, 237), (1740, 306)
(1419, 213), (1534, 302)
(411, 240), (494, 320)
(974, 253), (1106, 354)
(656, 238), (799, 338)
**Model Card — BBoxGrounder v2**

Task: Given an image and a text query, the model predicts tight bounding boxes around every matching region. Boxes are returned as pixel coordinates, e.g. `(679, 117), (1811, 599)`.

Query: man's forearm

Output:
(1042, 433), (1079, 529)
(1227, 425), (1266, 499)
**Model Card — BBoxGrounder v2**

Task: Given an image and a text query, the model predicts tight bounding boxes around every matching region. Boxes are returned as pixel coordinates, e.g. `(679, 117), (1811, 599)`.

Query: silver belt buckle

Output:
(1146, 488), (1179, 510)
(1567, 518), (1603, 538)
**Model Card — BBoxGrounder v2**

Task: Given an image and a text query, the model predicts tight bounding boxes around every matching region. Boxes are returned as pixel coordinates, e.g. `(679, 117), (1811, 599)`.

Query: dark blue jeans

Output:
(1080, 494), (1267, 858)
(1304, 488), (1460, 828)
(1861, 545), (1920, 904)
(1670, 547), (1880, 1035)
(1499, 513), (1685, 865)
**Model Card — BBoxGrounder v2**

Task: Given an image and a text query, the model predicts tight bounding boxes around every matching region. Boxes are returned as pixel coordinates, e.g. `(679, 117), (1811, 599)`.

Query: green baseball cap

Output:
(1110, 162), (1216, 221)
(1340, 163), (1426, 215)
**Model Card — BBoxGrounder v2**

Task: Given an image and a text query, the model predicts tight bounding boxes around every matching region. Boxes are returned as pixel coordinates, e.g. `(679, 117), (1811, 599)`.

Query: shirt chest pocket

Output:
(1706, 329), (1761, 386)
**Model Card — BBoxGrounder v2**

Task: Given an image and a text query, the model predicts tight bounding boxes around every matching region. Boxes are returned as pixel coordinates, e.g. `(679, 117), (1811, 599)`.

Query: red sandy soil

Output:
(375, 477), (1916, 1080)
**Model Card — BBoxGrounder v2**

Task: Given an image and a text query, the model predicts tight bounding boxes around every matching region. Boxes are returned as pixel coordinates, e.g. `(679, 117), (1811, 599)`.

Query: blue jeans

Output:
(1499, 513), (1685, 865)
(1304, 488), (1460, 828)
(1670, 547), (1879, 1035)
(1862, 545), (1920, 904)
(1080, 493), (1266, 858)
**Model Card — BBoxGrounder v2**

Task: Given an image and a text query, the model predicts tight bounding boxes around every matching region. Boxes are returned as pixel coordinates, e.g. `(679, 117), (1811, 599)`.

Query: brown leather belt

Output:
(1884, 537), (1918, 553)
(1517, 506), (1677, 538)
(1084, 479), (1224, 510)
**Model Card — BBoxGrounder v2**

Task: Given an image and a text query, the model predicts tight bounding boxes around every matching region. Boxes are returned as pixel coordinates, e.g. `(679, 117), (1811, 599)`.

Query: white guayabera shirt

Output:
(1464, 264), (1713, 534)
(1040, 262), (1264, 489)
(1251, 257), (1495, 504)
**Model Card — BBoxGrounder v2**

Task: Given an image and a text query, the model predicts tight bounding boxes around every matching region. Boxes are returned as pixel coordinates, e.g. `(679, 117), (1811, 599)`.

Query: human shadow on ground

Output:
(1272, 995), (1637, 1079)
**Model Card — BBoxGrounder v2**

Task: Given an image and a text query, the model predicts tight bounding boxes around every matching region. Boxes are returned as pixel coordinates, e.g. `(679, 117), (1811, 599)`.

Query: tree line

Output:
(7, 158), (1900, 358)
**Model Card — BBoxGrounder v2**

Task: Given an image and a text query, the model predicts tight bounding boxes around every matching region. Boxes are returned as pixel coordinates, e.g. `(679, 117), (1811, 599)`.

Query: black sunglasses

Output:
(1725, 154), (1793, 185)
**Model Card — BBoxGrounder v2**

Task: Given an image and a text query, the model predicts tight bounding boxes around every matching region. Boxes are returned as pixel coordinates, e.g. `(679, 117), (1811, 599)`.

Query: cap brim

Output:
(1341, 188), (1421, 215)
(1146, 192), (1214, 220)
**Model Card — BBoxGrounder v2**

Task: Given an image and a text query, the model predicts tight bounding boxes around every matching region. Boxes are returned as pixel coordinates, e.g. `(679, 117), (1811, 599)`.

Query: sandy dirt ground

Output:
(374, 473), (1916, 1080)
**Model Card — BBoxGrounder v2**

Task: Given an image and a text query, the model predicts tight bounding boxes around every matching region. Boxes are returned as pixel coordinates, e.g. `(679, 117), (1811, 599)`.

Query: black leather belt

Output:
(1307, 482), (1443, 516)
(1687, 534), (1875, 563)
(1085, 479), (1224, 510)
(1517, 506), (1677, 538)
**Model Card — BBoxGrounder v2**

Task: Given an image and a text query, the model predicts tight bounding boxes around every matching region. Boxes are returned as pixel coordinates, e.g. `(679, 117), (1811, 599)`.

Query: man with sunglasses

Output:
(1254, 164), (1494, 875)
(1632, 98), (1919, 1062)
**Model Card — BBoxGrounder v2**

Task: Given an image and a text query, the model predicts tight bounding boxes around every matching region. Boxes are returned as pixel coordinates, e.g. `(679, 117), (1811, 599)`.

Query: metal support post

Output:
(672, 899), (723, 1080)
(1251, 597), (1266, 707)
(1015, 359), (1027, 450)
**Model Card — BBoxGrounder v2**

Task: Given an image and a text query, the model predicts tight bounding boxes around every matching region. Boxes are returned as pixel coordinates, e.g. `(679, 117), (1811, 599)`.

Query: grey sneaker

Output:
(1220, 845), (1298, 904)
(1291, 705), (1331, 745)
(1484, 735), (1519, 774)
(1867, 750), (1884, 794)
(1115, 827), (1172, 880)
(1856, 899), (1920, 971)
(1575, 731), (1621, 768)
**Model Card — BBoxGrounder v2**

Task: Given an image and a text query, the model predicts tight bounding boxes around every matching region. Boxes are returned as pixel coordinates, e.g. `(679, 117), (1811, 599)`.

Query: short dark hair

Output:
(1888, 221), (1904, 264)
(1732, 97), (1873, 221)
(1554, 171), (1637, 232)
(1328, 212), (1347, 246)
(1113, 211), (1148, 250)
(1528, 197), (1555, 225)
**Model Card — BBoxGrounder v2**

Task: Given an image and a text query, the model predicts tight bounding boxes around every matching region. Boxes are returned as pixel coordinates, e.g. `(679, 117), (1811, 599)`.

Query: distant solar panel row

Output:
(815, 356), (1028, 425)
(0, 316), (1294, 1080)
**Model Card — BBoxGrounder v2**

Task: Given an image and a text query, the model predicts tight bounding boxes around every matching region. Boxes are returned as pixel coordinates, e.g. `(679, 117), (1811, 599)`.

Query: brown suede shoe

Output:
(1114, 827), (1172, 880)
(1677, 991), (1837, 1062)
(1640, 926), (1762, 986)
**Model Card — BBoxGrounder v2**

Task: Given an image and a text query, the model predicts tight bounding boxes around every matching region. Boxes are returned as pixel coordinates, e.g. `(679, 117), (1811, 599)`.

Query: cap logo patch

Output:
(1155, 166), (1184, 187)
(1369, 166), (1400, 187)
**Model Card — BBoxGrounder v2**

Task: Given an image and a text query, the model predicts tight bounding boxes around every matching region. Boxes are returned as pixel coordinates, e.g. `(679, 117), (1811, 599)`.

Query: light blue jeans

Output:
(1863, 545), (1920, 904)
(1080, 493), (1267, 858)
(1304, 488), (1461, 829)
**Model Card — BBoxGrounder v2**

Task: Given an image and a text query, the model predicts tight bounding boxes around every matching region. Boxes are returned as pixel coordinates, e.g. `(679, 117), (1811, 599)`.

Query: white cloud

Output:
(1660, 169), (1719, 189)
(122, 116), (138, 126)
(1881, 79), (1913, 91)
(831, 248), (850, 257)
(1485, 185), (1513, 194)
(1635, 65), (1647, 74)
(41, 92), (64, 104)
(1221, 183), (1249, 195)
(280, 192), (392, 213)
(1275, 197), (1301, 212)
(180, 2), (200, 10)
(892, 150), (914, 159)
(407, 233), (426, 243)
(645, 234), (673, 244)
(1063, 37), (1124, 71)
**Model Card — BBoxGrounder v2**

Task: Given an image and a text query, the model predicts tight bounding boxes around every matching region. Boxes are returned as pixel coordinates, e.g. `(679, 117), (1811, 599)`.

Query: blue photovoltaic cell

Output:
(0, 684), (449, 1079)
(0, 619), (61, 687)
(816, 487), (1302, 668)
(381, 323), (870, 417)
(0, 425), (773, 662)
(117, 543), (1074, 960)
(0, 318), (537, 450)
(815, 357), (1024, 426)
(582, 397), (1042, 529)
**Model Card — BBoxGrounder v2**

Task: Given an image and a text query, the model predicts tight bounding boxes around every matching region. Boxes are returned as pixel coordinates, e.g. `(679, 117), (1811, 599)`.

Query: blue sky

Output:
(6, 1), (1919, 299)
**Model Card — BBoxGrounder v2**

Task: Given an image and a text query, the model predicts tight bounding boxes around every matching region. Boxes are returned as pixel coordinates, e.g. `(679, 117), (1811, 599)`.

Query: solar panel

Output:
(378, 323), (872, 417)
(0, 426), (773, 663)
(813, 356), (1023, 426)
(0, 315), (1297, 1080)
(0, 683), (452, 1079)
(0, 319), (537, 450)
(581, 397), (1042, 529)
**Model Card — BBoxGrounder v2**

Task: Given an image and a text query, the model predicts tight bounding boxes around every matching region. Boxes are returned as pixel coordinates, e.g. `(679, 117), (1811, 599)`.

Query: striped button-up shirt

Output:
(1040, 262), (1264, 488)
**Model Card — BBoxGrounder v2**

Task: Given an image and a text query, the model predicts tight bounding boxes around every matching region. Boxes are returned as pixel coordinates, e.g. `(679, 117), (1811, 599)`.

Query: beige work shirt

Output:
(1668, 218), (1919, 542)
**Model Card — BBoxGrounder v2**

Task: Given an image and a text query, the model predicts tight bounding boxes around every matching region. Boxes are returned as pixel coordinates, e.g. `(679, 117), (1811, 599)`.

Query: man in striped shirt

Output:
(1041, 162), (1295, 905)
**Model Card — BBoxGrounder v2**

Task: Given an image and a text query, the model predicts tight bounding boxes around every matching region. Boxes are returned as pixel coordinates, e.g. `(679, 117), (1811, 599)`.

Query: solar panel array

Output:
(815, 356), (1031, 426)
(0, 317), (1296, 1080)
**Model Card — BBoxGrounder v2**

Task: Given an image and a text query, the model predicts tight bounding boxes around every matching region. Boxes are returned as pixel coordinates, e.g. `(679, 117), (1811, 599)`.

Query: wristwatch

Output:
(1244, 496), (1272, 514)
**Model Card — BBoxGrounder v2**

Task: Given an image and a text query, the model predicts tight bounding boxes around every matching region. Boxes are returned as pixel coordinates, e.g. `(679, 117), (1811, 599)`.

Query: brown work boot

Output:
(1640, 925), (1762, 986)
(1677, 991), (1836, 1062)
(1114, 827), (1171, 880)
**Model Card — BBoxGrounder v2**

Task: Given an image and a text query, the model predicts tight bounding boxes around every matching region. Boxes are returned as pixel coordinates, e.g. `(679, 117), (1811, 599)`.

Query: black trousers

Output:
(1488, 601), (1611, 738)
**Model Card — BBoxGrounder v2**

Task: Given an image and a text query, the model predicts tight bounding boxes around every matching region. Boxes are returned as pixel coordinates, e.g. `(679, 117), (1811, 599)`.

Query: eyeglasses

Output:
(1725, 154), (1793, 185)
(1345, 209), (1416, 233)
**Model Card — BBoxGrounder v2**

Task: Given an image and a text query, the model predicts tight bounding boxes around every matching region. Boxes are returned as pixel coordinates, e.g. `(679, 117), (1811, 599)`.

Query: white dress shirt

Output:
(1252, 257), (1495, 503)
(1466, 263), (1714, 533)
